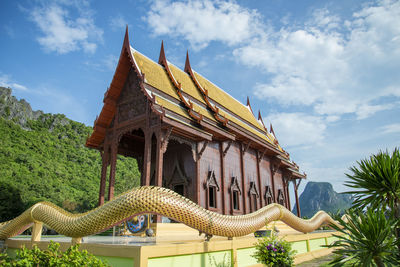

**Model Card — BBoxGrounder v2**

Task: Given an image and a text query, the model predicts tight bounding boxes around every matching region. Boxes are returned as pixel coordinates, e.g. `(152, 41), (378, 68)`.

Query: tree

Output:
(0, 183), (24, 222)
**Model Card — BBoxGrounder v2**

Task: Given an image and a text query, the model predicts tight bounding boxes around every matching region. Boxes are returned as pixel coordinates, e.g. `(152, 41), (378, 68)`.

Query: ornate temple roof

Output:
(85, 28), (304, 177)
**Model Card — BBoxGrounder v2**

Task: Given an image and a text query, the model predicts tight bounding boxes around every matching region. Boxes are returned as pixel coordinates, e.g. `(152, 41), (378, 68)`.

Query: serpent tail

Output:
(0, 186), (340, 239)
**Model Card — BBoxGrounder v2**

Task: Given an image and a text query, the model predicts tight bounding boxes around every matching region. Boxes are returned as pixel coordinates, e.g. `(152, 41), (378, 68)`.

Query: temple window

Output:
(233, 190), (240, 210)
(174, 184), (184, 196)
(230, 176), (242, 212)
(209, 185), (216, 208)
(265, 186), (273, 205)
(277, 189), (285, 206)
(249, 181), (260, 212)
(205, 170), (220, 209)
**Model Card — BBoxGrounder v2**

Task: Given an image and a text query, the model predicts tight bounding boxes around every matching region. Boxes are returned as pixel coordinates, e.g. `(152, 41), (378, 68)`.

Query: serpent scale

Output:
(0, 186), (339, 240)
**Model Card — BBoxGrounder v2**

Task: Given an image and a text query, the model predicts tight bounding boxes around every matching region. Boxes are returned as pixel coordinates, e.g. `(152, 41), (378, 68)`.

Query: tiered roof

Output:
(86, 28), (305, 178)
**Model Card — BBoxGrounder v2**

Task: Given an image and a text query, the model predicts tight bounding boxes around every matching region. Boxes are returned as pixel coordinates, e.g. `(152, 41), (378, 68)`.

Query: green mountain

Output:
(292, 181), (353, 218)
(0, 87), (140, 222)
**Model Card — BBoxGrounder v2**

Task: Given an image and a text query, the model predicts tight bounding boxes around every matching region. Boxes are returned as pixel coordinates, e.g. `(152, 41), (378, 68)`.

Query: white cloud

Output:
(237, 0), (400, 120)
(148, 0), (400, 120)
(4, 25), (15, 38)
(297, 163), (349, 193)
(381, 123), (400, 134)
(28, 1), (103, 54)
(264, 112), (327, 148)
(103, 54), (118, 71)
(0, 74), (28, 91)
(145, 0), (263, 50)
(355, 103), (393, 120)
(110, 15), (127, 31)
(83, 54), (118, 72)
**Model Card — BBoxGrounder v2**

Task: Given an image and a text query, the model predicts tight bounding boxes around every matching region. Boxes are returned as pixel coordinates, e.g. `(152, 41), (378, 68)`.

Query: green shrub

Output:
(327, 208), (399, 266)
(253, 234), (296, 267)
(0, 241), (110, 266)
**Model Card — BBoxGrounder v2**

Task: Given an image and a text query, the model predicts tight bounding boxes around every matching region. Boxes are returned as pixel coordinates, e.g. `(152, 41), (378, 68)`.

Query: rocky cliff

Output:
(292, 181), (353, 218)
(0, 87), (44, 129)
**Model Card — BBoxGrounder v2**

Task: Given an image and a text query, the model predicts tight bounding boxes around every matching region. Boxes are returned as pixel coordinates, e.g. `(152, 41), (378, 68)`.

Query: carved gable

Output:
(264, 186), (273, 199)
(277, 189), (285, 204)
(205, 170), (220, 191)
(249, 181), (259, 197)
(117, 71), (147, 123)
(230, 177), (241, 194)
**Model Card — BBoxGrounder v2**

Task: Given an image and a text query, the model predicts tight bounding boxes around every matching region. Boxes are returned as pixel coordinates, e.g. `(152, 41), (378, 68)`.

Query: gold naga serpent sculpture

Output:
(0, 186), (340, 240)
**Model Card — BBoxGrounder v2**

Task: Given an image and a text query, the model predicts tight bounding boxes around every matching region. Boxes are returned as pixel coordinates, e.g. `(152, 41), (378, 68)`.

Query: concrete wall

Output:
(4, 231), (341, 267)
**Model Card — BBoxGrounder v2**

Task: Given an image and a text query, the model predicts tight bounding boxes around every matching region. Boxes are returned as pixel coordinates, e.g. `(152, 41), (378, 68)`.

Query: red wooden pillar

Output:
(155, 129), (164, 187)
(240, 142), (247, 214)
(294, 179), (301, 217)
(107, 143), (117, 201)
(270, 161), (277, 203)
(195, 143), (201, 205)
(286, 179), (291, 209)
(256, 151), (263, 208)
(98, 150), (108, 206)
(142, 131), (152, 186)
(219, 142), (226, 215)
(153, 130), (164, 223)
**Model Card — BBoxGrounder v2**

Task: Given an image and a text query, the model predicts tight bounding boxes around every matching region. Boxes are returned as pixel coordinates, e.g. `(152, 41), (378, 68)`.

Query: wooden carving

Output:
(118, 72), (147, 123)
(229, 177), (242, 195)
(249, 181), (259, 198)
(264, 186), (273, 200)
(204, 170), (220, 191)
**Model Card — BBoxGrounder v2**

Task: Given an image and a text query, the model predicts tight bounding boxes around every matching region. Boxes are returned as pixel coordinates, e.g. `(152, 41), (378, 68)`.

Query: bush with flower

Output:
(253, 234), (296, 267)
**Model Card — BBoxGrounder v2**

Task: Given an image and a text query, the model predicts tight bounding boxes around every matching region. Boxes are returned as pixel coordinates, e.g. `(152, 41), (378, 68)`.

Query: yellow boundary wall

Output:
(4, 231), (341, 267)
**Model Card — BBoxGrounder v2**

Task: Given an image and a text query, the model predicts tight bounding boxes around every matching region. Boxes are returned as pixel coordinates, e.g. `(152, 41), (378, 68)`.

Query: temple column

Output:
(142, 131), (152, 186)
(98, 149), (109, 206)
(294, 179), (301, 217)
(240, 142), (248, 214)
(219, 142), (226, 215)
(155, 129), (165, 187)
(195, 143), (201, 205)
(287, 185), (291, 209)
(285, 178), (291, 209)
(107, 142), (117, 201)
(270, 160), (277, 203)
(256, 151), (263, 208)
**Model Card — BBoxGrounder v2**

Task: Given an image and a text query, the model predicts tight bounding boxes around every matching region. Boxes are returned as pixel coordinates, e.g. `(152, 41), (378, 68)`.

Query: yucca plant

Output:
(345, 148), (400, 217)
(345, 148), (400, 256)
(327, 208), (399, 267)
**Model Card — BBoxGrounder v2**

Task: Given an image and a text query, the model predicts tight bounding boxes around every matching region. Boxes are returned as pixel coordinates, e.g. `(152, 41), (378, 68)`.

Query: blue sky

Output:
(1, 0), (399, 198)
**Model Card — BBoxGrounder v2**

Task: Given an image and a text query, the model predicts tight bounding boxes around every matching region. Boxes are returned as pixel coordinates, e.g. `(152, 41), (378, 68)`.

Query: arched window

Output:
(205, 170), (220, 209)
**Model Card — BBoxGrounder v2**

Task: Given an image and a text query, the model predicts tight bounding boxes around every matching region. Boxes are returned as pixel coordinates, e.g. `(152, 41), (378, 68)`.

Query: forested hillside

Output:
(0, 87), (140, 222)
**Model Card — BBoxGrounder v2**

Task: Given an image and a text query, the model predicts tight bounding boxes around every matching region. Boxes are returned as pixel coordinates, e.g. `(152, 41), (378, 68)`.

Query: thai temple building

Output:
(86, 28), (306, 219)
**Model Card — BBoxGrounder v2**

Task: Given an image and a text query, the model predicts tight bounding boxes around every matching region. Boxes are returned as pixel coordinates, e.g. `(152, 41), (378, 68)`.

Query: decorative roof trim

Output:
(246, 96), (255, 116)
(185, 51), (228, 126)
(158, 42), (203, 124)
(86, 26), (160, 148)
